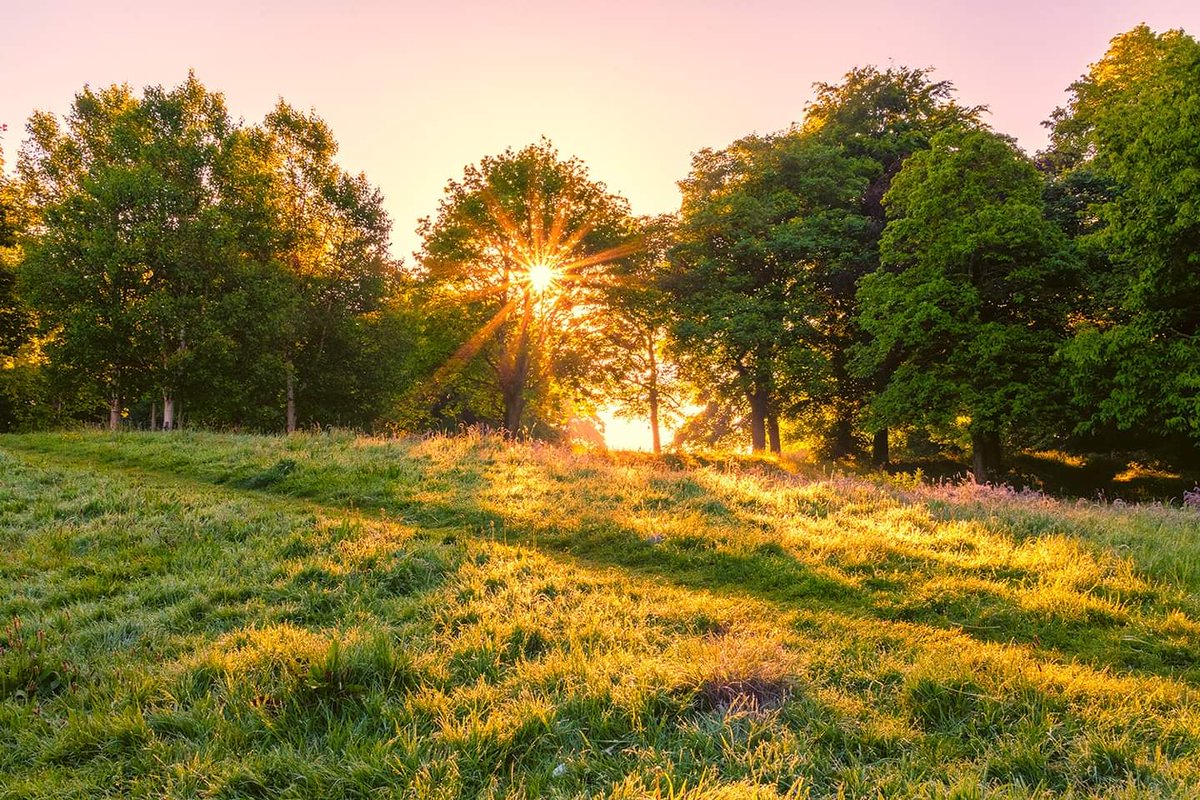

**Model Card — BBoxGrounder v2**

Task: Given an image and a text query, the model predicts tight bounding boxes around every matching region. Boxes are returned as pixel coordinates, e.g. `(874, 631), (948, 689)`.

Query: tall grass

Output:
(1, 430), (1198, 798)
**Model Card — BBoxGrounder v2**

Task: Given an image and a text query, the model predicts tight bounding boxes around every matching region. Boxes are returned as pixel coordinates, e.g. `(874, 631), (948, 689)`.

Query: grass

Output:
(0, 430), (1198, 798)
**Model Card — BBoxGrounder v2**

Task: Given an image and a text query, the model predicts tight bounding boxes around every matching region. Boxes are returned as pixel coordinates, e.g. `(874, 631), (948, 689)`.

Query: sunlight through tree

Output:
(417, 140), (638, 435)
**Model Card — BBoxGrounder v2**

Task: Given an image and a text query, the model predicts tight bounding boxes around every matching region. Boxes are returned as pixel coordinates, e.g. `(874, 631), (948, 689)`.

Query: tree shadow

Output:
(9, 436), (1199, 688)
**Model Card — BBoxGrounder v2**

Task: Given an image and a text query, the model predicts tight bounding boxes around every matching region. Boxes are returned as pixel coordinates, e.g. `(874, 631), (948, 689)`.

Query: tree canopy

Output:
(856, 126), (1077, 481)
(2, 28), (1198, 479)
(1047, 26), (1200, 447)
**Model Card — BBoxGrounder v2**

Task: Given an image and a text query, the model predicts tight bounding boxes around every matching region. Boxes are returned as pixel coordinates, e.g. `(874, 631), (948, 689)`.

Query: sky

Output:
(3, 0), (1198, 448)
(5, 0), (1200, 263)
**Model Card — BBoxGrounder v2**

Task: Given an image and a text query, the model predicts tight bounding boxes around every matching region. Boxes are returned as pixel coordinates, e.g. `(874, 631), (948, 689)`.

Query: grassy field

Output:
(1, 431), (1199, 798)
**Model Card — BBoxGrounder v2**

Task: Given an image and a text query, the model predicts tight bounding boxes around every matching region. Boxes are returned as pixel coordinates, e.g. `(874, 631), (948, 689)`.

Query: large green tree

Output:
(0, 130), (32, 359)
(669, 131), (877, 453)
(1047, 26), (1200, 447)
(856, 127), (1077, 482)
(0, 130), (42, 430)
(16, 77), (397, 432)
(18, 75), (278, 429)
(668, 135), (789, 453)
(801, 66), (985, 461)
(418, 141), (636, 435)
(20, 83), (162, 428)
(30, 77), (293, 430)
(670, 66), (983, 457)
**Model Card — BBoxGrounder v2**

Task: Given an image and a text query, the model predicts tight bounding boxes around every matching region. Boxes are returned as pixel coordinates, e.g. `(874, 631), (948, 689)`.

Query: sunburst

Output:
(413, 170), (644, 433)
(527, 261), (558, 294)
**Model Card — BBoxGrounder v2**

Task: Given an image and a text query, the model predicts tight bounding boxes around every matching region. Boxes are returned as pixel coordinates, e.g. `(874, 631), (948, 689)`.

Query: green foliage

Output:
(670, 133), (872, 452)
(259, 102), (397, 430)
(803, 65), (985, 170)
(599, 214), (683, 452)
(4, 37), (1200, 471)
(18, 76), (256, 421)
(13, 75), (401, 432)
(1048, 26), (1200, 446)
(0, 156), (32, 360)
(670, 66), (984, 457)
(856, 127), (1078, 479)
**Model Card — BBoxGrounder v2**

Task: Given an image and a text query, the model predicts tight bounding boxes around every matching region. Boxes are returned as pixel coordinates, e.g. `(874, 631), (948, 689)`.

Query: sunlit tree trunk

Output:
(748, 387), (769, 453)
(503, 385), (525, 434)
(648, 391), (662, 455)
(286, 365), (297, 434)
(108, 394), (121, 431)
(500, 293), (534, 436)
(767, 413), (781, 454)
(971, 429), (1002, 484)
(162, 396), (175, 431)
(646, 335), (662, 455)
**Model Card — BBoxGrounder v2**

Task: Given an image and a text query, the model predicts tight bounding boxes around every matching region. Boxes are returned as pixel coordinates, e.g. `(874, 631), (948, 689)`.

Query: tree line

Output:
(1, 25), (1197, 481)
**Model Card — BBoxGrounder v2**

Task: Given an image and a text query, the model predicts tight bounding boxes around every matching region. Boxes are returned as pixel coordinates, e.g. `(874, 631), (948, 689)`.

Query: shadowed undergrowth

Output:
(1, 430), (1198, 798)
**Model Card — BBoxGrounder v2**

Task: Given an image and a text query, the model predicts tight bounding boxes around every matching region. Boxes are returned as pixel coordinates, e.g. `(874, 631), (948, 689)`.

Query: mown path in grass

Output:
(2, 431), (1200, 798)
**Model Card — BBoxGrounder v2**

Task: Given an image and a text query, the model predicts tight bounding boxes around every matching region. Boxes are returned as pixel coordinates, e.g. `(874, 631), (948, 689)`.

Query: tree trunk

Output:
(767, 412), (781, 454)
(286, 367), (297, 434)
(828, 342), (858, 458)
(647, 338), (661, 455)
(150, 402), (158, 432)
(500, 295), (534, 437)
(971, 429), (1003, 484)
(503, 384), (525, 435)
(830, 412), (856, 458)
(108, 394), (120, 431)
(648, 388), (662, 456)
(872, 428), (890, 466)
(748, 388), (768, 453)
(162, 396), (175, 431)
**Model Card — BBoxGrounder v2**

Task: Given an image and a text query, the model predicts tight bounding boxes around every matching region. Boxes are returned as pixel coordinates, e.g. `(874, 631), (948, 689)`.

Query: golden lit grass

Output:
(0, 430), (1198, 797)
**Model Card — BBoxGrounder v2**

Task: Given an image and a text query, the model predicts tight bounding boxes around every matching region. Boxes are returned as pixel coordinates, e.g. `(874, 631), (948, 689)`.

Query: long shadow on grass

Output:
(8, 447), (1186, 800)
(7, 438), (1199, 687)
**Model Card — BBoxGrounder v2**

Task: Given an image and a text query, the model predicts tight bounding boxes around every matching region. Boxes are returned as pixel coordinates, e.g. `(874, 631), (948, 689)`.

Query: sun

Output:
(527, 261), (557, 294)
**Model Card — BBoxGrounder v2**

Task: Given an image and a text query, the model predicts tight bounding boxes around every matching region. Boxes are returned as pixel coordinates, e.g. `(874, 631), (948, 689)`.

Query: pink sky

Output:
(3, 1), (1199, 263)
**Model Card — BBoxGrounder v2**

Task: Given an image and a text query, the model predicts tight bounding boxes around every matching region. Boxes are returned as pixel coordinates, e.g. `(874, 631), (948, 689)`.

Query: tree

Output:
(19, 83), (156, 428)
(260, 102), (394, 432)
(669, 135), (787, 453)
(16, 77), (396, 433)
(417, 140), (636, 435)
(1046, 26), (1200, 447)
(599, 214), (681, 454)
(16, 75), (269, 430)
(669, 131), (878, 453)
(1, 129), (42, 431)
(801, 65), (985, 462)
(1, 128), (32, 359)
(855, 127), (1077, 482)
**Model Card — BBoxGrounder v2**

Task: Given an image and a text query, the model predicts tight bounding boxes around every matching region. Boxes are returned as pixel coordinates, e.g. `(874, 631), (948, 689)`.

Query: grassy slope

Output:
(1, 431), (1199, 799)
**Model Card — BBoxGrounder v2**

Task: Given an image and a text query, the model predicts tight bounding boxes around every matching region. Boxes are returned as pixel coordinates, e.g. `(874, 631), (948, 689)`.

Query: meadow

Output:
(1, 430), (1199, 798)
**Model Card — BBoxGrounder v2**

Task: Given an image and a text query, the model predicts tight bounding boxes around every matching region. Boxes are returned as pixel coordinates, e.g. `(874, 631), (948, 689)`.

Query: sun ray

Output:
(421, 174), (647, 427)
(555, 238), (644, 277)
(422, 298), (518, 391)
